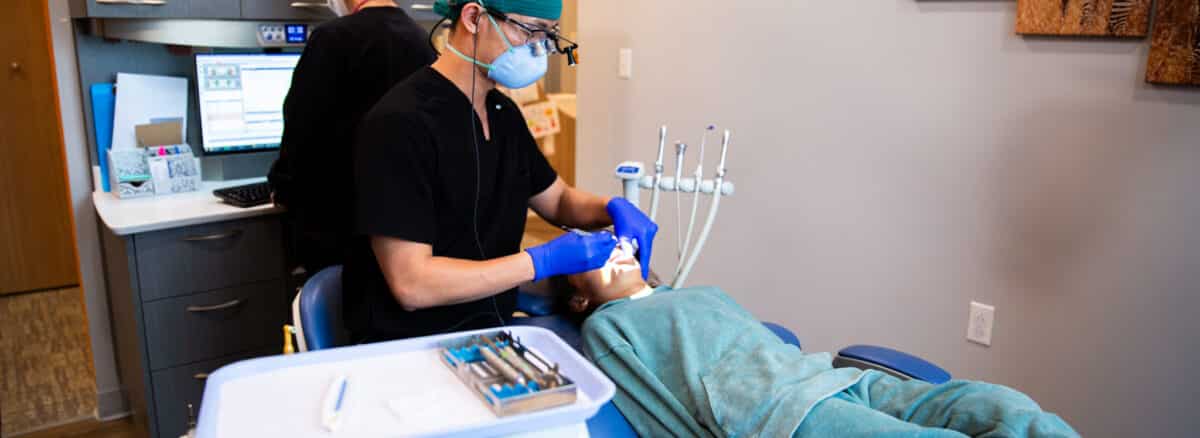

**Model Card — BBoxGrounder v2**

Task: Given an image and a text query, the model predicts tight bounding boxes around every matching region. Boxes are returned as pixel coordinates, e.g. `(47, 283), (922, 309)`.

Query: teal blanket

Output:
(581, 287), (865, 437)
(581, 286), (1079, 438)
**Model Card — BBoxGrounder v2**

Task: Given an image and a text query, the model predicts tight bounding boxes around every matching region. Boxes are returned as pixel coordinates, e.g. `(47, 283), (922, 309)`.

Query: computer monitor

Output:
(195, 53), (300, 154)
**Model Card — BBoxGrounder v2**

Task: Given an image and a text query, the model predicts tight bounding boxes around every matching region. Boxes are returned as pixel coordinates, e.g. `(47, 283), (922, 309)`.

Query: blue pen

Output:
(323, 376), (348, 432)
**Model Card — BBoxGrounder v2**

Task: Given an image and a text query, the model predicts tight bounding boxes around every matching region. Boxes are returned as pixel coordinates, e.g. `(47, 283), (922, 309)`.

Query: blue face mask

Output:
(446, 14), (549, 89)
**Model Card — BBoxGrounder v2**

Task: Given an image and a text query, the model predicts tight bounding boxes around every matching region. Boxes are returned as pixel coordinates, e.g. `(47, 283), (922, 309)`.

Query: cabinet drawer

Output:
(152, 350), (270, 438)
(241, 0), (334, 20)
(78, 0), (189, 18)
(135, 217), (283, 302)
(143, 280), (286, 370)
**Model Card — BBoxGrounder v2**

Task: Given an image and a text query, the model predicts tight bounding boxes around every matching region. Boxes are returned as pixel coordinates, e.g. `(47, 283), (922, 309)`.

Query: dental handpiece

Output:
(484, 336), (544, 387)
(478, 338), (525, 386)
(649, 126), (667, 221)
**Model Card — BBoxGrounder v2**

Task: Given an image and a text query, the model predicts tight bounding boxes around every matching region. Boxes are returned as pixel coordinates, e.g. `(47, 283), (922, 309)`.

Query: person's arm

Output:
(371, 237), (534, 311)
(529, 178), (612, 230)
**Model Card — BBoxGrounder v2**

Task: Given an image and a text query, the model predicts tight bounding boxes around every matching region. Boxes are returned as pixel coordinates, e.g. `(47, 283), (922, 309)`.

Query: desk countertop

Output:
(94, 178), (282, 236)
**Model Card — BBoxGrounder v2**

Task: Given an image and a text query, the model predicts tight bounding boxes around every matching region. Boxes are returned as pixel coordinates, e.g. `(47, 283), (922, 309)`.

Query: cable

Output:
(464, 10), (508, 327)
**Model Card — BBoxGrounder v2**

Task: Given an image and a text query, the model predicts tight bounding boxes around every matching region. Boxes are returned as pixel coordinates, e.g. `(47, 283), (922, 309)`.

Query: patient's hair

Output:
(548, 275), (589, 325)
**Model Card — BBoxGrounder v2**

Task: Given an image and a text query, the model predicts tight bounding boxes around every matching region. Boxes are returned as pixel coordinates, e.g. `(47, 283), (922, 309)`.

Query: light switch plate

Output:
(618, 48), (633, 79)
(967, 301), (995, 346)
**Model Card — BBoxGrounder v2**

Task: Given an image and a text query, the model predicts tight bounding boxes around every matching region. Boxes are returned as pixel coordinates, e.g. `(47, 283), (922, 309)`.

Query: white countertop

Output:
(94, 177), (282, 236)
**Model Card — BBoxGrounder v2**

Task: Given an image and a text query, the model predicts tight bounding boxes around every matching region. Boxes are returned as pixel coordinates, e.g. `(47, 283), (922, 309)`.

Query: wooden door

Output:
(0, 0), (80, 294)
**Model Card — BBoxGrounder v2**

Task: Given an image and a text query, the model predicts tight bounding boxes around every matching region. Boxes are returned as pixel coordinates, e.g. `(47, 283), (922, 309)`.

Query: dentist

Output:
(345, 0), (658, 342)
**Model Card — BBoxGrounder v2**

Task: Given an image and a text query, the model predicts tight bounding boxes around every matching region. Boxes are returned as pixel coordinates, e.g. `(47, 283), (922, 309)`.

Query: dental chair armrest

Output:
(516, 290), (556, 317)
(835, 345), (952, 384)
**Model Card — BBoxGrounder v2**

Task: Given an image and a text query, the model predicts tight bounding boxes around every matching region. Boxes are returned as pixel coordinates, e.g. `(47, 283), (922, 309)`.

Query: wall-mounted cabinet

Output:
(70, 0), (241, 19)
(71, 0), (440, 21)
(240, 0), (333, 20)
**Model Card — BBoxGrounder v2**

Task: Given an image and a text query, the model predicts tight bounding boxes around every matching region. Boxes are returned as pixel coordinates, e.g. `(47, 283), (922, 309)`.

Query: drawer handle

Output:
(193, 373), (209, 380)
(411, 3), (435, 10)
(182, 229), (242, 242)
(289, 2), (326, 8)
(186, 299), (244, 313)
(96, 0), (167, 5)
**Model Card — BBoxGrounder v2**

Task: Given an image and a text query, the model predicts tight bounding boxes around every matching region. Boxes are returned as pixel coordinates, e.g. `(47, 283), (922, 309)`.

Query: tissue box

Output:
(108, 149), (155, 199)
(148, 150), (201, 195)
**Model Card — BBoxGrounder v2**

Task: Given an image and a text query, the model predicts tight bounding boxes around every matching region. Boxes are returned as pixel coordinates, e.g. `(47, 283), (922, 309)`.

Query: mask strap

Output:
(444, 12), (515, 69)
(446, 42), (493, 69)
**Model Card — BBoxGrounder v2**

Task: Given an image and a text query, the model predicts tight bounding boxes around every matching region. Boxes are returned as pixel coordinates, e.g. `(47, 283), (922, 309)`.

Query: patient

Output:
(552, 247), (1079, 438)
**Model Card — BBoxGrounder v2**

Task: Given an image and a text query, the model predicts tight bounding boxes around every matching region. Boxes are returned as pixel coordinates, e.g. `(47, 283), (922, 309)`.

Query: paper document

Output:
(112, 73), (188, 150)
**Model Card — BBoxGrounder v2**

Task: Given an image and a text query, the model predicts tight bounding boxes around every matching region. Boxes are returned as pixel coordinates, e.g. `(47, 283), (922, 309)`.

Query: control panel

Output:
(256, 23), (311, 48)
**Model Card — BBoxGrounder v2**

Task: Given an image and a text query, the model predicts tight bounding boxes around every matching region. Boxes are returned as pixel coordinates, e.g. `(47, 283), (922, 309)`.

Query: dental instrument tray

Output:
(440, 331), (578, 417)
(196, 326), (614, 438)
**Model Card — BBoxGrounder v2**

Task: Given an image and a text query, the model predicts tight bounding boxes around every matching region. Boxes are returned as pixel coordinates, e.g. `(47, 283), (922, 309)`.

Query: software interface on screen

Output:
(196, 53), (300, 154)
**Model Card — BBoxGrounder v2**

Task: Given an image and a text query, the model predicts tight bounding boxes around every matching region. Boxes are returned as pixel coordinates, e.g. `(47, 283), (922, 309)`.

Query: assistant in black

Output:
(268, 2), (436, 274)
(347, 67), (558, 340)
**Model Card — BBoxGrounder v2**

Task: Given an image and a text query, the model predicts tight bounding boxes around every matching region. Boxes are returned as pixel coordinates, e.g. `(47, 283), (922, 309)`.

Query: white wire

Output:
(673, 145), (686, 269)
(676, 127), (712, 278)
(673, 176), (723, 289)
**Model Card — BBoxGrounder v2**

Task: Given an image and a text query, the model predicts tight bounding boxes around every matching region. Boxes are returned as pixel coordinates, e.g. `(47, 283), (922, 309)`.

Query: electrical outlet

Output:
(618, 48), (633, 79)
(967, 302), (995, 346)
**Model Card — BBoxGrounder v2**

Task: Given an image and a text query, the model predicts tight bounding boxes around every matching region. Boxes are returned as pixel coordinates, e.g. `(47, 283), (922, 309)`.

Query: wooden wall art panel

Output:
(1146, 0), (1200, 85)
(1017, 0), (1152, 37)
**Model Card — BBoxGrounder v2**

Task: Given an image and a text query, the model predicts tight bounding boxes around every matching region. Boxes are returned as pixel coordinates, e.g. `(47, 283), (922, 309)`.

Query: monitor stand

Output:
(202, 150), (279, 181)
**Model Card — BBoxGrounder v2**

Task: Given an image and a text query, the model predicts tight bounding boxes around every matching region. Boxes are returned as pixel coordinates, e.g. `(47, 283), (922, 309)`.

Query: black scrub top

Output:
(346, 67), (558, 341)
(268, 7), (436, 270)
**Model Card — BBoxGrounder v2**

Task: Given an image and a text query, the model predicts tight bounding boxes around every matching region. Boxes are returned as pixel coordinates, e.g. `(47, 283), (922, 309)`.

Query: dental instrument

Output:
(484, 335), (546, 388)
(672, 141), (688, 264)
(649, 126), (667, 221)
(559, 226), (593, 237)
(676, 125), (715, 279)
(674, 130), (731, 288)
(614, 162), (645, 207)
(478, 337), (527, 386)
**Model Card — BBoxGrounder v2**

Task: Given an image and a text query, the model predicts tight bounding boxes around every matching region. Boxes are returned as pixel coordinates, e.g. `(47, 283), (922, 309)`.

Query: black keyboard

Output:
(214, 182), (272, 208)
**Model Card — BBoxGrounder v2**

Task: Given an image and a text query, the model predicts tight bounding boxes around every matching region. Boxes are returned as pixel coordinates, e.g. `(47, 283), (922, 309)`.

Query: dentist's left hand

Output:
(607, 198), (658, 279)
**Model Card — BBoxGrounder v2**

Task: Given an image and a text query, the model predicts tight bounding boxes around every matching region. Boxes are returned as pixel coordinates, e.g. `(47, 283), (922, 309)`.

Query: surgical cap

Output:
(434, 0), (562, 21)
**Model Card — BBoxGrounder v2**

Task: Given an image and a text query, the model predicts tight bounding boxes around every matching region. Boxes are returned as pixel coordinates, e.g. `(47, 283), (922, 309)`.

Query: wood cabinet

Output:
(102, 216), (289, 438)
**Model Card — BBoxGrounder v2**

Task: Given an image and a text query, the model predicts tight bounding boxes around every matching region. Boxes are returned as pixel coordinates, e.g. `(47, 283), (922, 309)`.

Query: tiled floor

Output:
(0, 287), (98, 436)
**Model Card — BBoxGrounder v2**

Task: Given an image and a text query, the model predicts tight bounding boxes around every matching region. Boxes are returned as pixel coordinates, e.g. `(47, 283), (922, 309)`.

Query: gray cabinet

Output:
(241, 0), (335, 20)
(102, 216), (289, 438)
(401, 0), (441, 22)
(151, 349), (269, 438)
(70, 0), (241, 19)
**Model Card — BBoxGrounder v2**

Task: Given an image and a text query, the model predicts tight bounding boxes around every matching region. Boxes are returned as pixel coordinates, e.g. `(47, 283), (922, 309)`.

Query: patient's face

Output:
(567, 243), (645, 310)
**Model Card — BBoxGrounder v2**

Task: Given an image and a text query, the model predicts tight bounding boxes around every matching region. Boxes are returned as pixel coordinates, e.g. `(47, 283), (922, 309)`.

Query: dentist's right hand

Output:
(526, 231), (618, 282)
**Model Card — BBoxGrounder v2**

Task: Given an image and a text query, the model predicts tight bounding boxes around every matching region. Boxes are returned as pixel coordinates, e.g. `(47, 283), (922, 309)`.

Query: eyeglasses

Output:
(489, 11), (580, 66)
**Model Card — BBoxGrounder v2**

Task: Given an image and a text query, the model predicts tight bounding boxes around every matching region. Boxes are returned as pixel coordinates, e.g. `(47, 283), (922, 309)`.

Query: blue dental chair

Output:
(292, 266), (951, 436)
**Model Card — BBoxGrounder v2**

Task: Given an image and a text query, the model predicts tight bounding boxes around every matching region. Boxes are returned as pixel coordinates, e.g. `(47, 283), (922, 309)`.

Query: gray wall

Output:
(48, 0), (126, 418)
(577, 2), (1200, 437)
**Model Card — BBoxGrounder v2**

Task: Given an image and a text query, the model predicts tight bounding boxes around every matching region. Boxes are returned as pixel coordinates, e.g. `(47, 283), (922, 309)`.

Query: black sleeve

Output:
(353, 112), (439, 244)
(272, 27), (344, 202)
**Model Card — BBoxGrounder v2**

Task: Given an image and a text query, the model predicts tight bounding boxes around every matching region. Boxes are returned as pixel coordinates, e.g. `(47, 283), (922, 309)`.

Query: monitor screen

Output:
(195, 53), (300, 154)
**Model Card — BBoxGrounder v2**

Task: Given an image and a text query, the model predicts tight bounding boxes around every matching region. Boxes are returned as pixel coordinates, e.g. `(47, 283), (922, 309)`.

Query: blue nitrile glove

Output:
(525, 231), (619, 282)
(607, 198), (658, 279)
